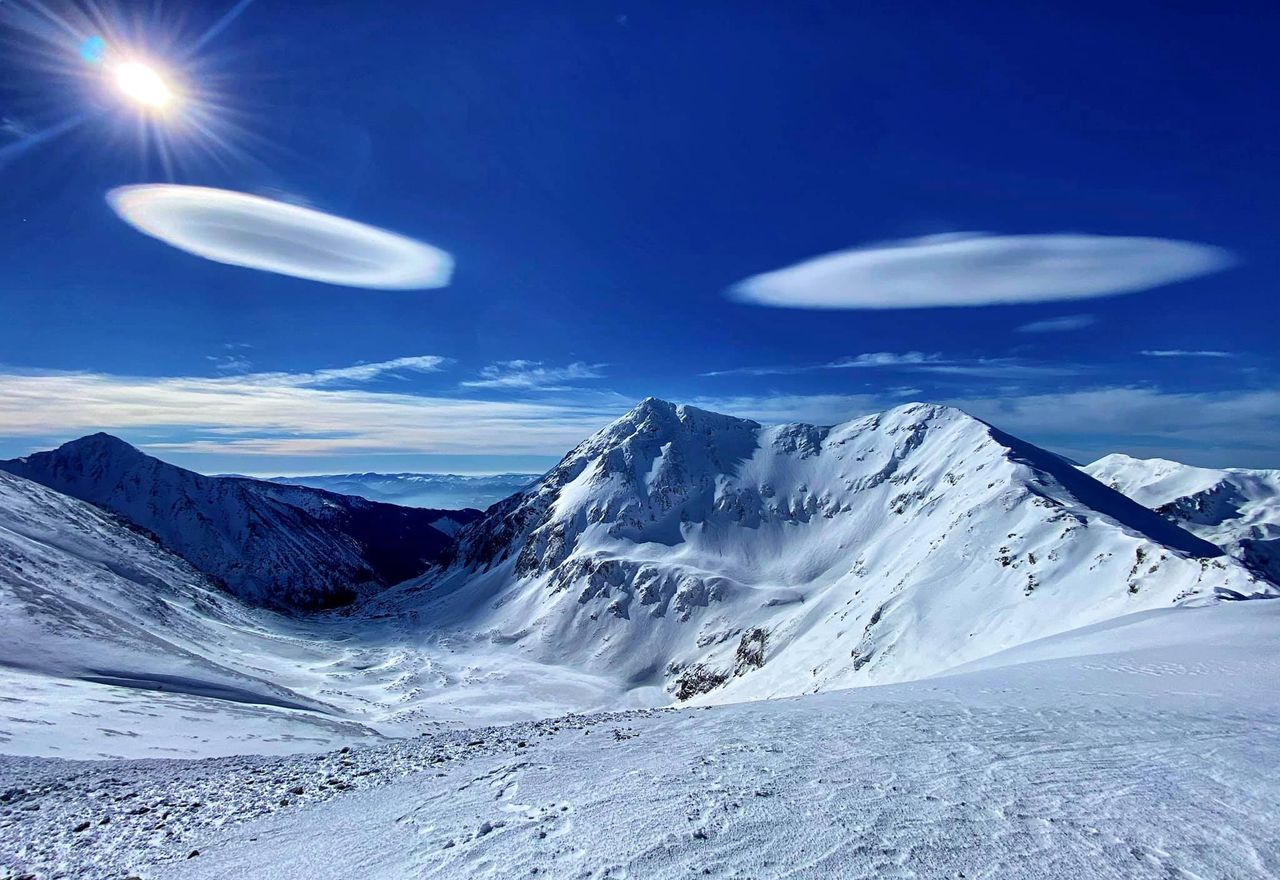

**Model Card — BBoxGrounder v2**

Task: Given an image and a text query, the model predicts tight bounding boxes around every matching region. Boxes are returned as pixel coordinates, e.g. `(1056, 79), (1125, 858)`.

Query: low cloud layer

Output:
(108, 185), (454, 290)
(729, 233), (1232, 310)
(1, 361), (1274, 469)
(0, 363), (617, 457)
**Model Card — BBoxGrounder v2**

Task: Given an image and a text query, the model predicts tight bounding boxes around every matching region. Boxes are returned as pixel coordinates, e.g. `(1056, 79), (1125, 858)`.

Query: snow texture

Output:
(3, 601), (1278, 879)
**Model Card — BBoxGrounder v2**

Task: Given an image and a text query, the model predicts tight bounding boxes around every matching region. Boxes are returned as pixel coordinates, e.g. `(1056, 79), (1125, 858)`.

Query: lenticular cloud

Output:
(107, 185), (453, 289)
(729, 232), (1232, 310)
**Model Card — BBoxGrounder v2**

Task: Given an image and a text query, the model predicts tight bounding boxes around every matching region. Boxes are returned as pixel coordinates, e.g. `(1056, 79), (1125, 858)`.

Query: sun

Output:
(0, 0), (267, 177)
(112, 60), (176, 111)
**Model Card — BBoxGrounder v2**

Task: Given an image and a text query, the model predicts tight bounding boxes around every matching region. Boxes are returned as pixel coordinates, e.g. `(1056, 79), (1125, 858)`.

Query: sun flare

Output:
(112, 60), (175, 110)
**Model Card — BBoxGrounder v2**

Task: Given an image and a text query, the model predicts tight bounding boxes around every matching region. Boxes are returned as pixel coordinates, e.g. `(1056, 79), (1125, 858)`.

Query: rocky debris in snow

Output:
(0, 708), (666, 879)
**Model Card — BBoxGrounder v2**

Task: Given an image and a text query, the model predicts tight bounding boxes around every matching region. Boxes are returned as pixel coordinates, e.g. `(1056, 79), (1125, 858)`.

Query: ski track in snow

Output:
(4, 601), (1279, 880)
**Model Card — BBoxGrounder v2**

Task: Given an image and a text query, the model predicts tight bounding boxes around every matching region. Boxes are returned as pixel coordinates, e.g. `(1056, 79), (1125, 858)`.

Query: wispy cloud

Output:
(703, 352), (1079, 380)
(1140, 349), (1235, 359)
(828, 352), (936, 369)
(1017, 314), (1097, 333)
(1, 117), (29, 139)
(207, 354), (253, 373)
(729, 233), (1232, 310)
(703, 351), (936, 377)
(0, 359), (617, 457)
(291, 355), (449, 385)
(199, 354), (449, 387)
(462, 360), (607, 390)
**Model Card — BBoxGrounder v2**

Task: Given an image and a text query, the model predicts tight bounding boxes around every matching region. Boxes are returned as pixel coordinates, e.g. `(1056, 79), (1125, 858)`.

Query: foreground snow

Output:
(5, 600), (1278, 879)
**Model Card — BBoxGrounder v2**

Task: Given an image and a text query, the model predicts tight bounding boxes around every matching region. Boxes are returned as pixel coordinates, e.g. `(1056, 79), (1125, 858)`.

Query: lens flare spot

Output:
(79, 35), (107, 65)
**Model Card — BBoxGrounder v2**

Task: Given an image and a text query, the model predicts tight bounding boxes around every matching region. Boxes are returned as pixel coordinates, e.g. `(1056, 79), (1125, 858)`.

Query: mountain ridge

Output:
(0, 435), (479, 609)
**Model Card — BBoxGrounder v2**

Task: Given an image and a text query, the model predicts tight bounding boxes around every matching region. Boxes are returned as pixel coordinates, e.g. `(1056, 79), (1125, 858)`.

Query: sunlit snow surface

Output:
(107, 185), (454, 289)
(3, 602), (1278, 879)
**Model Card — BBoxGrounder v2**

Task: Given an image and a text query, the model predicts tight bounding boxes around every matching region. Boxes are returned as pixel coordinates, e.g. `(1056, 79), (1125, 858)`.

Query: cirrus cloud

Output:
(729, 233), (1232, 310)
(107, 185), (454, 290)
(1140, 349), (1235, 359)
(461, 360), (608, 391)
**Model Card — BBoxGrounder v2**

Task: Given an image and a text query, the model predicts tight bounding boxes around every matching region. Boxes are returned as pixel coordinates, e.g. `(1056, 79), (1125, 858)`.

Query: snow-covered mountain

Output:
(265, 472), (540, 514)
(0, 434), (479, 609)
(400, 398), (1272, 703)
(1084, 453), (1280, 585)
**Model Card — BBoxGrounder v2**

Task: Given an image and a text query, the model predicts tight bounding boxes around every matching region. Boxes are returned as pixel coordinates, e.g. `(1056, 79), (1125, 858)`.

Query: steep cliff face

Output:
(1, 434), (472, 609)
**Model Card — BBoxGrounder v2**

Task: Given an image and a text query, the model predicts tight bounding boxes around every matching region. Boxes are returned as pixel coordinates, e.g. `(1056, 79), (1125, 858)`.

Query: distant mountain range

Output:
(262, 472), (540, 513)
(0, 434), (480, 610)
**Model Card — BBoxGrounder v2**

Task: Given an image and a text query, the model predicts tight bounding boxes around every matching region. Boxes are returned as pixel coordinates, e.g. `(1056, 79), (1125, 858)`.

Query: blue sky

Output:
(1, 0), (1277, 474)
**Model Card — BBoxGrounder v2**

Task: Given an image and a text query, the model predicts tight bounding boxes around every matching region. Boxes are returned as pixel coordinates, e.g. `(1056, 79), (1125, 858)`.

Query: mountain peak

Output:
(874, 401), (977, 428)
(635, 395), (675, 413)
(619, 396), (680, 426)
(56, 432), (144, 458)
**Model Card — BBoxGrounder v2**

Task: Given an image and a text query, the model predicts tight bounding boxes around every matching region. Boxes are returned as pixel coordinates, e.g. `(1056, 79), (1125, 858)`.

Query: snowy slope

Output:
(266, 472), (540, 513)
(0, 435), (472, 609)
(0, 469), (627, 758)
(0, 470), (390, 757)
(1085, 453), (1280, 584)
(396, 399), (1272, 704)
(6, 599), (1278, 880)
